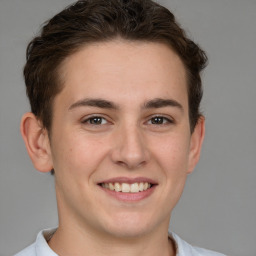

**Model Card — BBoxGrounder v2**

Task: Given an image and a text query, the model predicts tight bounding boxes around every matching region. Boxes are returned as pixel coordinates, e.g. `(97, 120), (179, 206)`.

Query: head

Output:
(24, 0), (207, 134)
(21, 0), (208, 246)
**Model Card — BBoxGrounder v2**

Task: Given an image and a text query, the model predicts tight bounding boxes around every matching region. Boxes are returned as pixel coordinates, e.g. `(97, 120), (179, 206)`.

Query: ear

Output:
(187, 116), (205, 174)
(20, 112), (53, 173)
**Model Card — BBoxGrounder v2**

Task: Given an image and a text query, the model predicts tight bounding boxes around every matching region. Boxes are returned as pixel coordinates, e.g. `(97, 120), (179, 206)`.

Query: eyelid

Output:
(81, 114), (111, 125)
(80, 113), (174, 126)
(146, 115), (175, 125)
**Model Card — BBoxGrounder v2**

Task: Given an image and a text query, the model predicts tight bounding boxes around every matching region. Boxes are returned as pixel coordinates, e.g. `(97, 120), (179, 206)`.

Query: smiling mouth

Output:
(99, 182), (153, 193)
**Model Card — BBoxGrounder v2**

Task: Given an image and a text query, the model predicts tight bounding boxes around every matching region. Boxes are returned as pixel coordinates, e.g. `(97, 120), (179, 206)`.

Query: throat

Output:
(46, 227), (176, 256)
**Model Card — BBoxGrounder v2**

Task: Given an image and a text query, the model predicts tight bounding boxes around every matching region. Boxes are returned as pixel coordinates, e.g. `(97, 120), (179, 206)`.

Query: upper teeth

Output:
(101, 182), (152, 193)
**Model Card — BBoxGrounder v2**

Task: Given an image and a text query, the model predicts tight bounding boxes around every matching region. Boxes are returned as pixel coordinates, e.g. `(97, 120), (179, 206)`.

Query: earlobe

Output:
(187, 116), (205, 174)
(20, 112), (53, 173)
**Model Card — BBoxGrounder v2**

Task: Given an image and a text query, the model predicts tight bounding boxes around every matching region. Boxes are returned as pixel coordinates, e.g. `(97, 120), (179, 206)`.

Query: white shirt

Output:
(15, 228), (226, 256)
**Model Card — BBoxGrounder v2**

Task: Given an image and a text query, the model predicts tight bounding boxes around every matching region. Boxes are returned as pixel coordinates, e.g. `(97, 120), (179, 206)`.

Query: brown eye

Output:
(83, 116), (108, 125)
(90, 117), (103, 124)
(151, 116), (165, 124)
(149, 116), (172, 125)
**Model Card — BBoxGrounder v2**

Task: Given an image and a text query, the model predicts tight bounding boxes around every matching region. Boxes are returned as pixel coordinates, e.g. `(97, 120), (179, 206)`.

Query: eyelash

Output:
(81, 115), (174, 126)
(147, 116), (174, 125)
(81, 116), (109, 125)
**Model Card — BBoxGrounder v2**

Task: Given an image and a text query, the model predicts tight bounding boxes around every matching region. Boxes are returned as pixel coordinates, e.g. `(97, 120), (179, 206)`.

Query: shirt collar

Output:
(35, 228), (58, 256)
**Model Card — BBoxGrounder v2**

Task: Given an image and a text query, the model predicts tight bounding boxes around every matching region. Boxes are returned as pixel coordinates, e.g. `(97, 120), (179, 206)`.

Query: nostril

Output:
(116, 159), (147, 170)
(116, 160), (126, 167)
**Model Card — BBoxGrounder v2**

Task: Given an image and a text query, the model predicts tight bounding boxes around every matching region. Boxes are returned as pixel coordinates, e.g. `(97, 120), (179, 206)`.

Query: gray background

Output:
(0, 0), (255, 255)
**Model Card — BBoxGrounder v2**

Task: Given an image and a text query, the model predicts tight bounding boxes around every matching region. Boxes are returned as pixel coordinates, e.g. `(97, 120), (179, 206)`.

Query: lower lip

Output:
(99, 185), (156, 202)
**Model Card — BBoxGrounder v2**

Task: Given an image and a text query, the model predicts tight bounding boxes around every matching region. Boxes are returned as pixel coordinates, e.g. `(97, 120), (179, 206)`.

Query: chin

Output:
(99, 211), (161, 239)
(104, 224), (151, 239)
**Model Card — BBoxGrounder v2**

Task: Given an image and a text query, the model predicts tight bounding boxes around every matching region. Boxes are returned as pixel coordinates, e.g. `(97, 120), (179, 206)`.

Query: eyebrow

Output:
(143, 98), (183, 111)
(68, 97), (183, 111)
(69, 98), (118, 110)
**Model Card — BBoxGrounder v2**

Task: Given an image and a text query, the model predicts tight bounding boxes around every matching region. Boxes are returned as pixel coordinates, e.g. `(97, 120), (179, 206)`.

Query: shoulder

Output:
(170, 232), (227, 256)
(14, 243), (36, 256)
(191, 246), (227, 256)
(14, 228), (57, 256)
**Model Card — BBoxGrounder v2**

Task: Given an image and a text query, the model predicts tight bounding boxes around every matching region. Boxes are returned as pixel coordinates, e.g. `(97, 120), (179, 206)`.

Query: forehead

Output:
(57, 39), (188, 109)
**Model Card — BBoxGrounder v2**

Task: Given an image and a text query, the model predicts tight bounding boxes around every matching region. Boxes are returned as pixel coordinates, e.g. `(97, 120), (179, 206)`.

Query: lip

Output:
(97, 177), (158, 202)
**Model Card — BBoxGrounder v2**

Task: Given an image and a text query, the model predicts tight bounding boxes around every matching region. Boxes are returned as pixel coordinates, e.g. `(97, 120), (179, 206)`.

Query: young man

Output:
(16, 0), (225, 255)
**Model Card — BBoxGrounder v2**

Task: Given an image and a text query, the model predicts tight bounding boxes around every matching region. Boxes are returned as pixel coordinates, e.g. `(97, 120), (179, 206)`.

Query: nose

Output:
(110, 125), (150, 170)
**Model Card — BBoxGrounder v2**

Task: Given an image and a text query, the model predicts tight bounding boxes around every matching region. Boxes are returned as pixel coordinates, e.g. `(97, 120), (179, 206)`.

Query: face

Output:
(44, 40), (204, 239)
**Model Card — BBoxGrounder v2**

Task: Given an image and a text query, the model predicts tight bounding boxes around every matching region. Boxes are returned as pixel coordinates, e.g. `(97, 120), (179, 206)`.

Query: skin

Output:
(21, 40), (205, 256)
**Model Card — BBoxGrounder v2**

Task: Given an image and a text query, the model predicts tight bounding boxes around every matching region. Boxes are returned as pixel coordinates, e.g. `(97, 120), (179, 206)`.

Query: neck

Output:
(48, 222), (176, 256)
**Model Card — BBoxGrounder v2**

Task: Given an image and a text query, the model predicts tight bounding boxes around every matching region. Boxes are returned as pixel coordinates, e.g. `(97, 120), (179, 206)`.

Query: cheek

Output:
(147, 134), (191, 215)
(151, 133), (191, 173)
(51, 130), (109, 180)
(51, 132), (110, 208)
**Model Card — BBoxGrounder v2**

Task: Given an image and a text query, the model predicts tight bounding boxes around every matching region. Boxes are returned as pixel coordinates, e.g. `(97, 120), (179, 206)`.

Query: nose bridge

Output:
(111, 120), (149, 169)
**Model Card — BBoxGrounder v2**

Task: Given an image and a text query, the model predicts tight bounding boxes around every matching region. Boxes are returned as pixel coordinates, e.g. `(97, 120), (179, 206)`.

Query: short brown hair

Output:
(24, 0), (207, 132)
